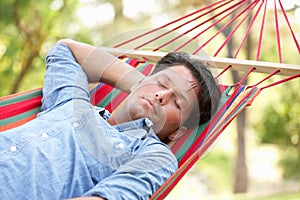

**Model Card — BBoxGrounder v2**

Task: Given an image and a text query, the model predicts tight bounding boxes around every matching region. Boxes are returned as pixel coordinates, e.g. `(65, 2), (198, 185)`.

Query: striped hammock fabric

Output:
(0, 57), (265, 199)
(1, 55), (299, 200)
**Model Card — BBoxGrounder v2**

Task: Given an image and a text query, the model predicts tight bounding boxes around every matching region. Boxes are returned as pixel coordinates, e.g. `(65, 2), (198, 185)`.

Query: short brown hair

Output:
(151, 52), (221, 128)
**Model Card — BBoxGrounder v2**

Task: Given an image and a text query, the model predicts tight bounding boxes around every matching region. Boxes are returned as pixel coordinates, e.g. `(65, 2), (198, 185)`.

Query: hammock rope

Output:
(212, 0), (260, 57)
(278, 0), (300, 53)
(257, 0), (268, 61)
(112, 0), (299, 64)
(249, 69), (280, 87)
(174, 0), (249, 53)
(274, 0), (282, 63)
(113, 0), (229, 49)
(233, 0), (264, 58)
(261, 73), (300, 90)
(152, 0), (239, 52)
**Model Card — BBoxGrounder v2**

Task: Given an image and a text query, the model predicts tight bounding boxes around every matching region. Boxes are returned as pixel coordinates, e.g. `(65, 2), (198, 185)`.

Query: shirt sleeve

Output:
(41, 43), (90, 112)
(84, 143), (178, 200)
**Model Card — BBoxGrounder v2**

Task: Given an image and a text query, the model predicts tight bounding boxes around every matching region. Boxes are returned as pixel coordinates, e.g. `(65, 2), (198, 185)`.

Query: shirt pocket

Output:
(0, 135), (33, 160)
(38, 101), (74, 122)
(77, 116), (133, 170)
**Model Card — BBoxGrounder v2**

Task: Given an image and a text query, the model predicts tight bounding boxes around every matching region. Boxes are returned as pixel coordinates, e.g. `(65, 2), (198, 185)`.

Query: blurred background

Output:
(0, 0), (299, 199)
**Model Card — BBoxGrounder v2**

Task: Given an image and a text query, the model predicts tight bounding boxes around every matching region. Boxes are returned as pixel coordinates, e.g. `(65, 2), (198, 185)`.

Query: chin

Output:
(129, 105), (150, 121)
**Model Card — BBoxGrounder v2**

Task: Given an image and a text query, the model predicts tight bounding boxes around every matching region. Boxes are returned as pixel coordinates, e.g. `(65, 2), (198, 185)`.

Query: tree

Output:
(0, 0), (78, 96)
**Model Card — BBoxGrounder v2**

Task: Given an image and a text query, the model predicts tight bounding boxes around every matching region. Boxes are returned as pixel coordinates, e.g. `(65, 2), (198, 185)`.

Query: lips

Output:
(144, 97), (154, 106)
(143, 96), (157, 114)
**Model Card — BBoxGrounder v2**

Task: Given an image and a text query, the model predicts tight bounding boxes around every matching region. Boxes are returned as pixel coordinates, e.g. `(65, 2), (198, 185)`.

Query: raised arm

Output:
(58, 39), (145, 93)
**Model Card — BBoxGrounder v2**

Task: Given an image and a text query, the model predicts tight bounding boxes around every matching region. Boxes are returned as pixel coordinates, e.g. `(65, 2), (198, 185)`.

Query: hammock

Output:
(1, 0), (300, 199)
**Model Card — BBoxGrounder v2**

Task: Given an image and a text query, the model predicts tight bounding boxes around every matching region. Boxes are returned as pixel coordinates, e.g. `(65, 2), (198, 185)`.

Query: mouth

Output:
(143, 97), (157, 114)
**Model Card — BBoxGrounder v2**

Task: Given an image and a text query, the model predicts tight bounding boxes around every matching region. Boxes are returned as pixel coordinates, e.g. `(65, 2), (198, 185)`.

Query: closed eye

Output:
(175, 99), (181, 109)
(158, 80), (167, 88)
(157, 77), (181, 109)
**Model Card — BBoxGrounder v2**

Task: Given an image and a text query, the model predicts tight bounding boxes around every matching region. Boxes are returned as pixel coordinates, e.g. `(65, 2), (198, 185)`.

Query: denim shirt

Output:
(0, 44), (177, 200)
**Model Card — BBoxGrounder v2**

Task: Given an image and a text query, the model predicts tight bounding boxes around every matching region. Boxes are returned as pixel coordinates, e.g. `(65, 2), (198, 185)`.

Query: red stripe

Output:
(92, 84), (114, 106)
(128, 59), (140, 67)
(213, 0), (258, 57)
(0, 88), (42, 101)
(262, 73), (300, 90)
(193, 0), (249, 54)
(143, 63), (154, 75)
(93, 63), (152, 107)
(173, 0), (242, 52)
(114, 0), (227, 49)
(278, 0), (300, 53)
(152, 154), (199, 200)
(234, 0), (264, 58)
(105, 64), (154, 112)
(250, 69), (280, 87)
(274, 0), (282, 63)
(256, 0), (268, 61)
(106, 91), (128, 112)
(170, 128), (194, 154)
(179, 86), (242, 166)
(171, 85), (228, 156)
(234, 67), (255, 86)
(154, 0), (235, 52)
(0, 114), (37, 132)
(156, 88), (260, 199)
(0, 96), (42, 120)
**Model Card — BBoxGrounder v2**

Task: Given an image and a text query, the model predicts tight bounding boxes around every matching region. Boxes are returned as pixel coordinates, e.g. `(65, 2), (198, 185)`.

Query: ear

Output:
(168, 126), (188, 141)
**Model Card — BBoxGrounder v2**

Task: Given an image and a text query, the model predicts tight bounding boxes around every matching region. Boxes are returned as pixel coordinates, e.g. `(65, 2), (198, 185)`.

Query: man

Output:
(0, 39), (221, 199)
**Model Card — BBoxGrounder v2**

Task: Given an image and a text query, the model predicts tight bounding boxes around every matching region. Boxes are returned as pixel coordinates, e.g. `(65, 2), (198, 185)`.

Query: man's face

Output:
(121, 65), (199, 141)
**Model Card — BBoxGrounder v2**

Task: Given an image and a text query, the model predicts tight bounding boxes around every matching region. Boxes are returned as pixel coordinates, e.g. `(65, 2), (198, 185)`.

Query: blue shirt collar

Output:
(113, 118), (153, 132)
(97, 107), (158, 140)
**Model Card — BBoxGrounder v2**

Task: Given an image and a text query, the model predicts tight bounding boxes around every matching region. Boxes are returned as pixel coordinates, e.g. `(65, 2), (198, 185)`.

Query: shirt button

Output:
(41, 133), (48, 139)
(145, 118), (153, 127)
(118, 143), (125, 149)
(10, 146), (17, 152)
(73, 122), (80, 128)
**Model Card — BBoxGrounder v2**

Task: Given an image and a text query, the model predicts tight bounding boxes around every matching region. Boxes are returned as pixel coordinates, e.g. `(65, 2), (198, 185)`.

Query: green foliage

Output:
(0, 0), (80, 96)
(0, 0), (158, 96)
(254, 80), (300, 179)
(197, 148), (234, 193)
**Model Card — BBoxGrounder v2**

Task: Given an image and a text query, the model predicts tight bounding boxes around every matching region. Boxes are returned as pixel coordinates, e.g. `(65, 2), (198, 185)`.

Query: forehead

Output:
(167, 65), (196, 83)
(153, 65), (196, 89)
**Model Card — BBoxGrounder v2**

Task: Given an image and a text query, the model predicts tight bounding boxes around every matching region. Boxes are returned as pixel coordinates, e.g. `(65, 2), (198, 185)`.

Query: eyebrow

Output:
(164, 74), (189, 105)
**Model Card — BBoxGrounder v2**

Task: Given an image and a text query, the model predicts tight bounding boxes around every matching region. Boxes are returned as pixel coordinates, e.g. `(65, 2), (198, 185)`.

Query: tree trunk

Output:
(10, 51), (38, 94)
(9, 0), (67, 94)
(232, 14), (253, 193)
(233, 107), (249, 193)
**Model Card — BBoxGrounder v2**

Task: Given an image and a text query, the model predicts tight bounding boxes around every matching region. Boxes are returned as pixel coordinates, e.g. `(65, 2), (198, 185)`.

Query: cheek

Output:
(150, 106), (180, 130)
(126, 98), (151, 120)
(164, 106), (182, 127)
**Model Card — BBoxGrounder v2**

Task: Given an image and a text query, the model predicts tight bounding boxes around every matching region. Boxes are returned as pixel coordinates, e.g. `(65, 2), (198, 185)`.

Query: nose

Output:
(155, 89), (172, 105)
